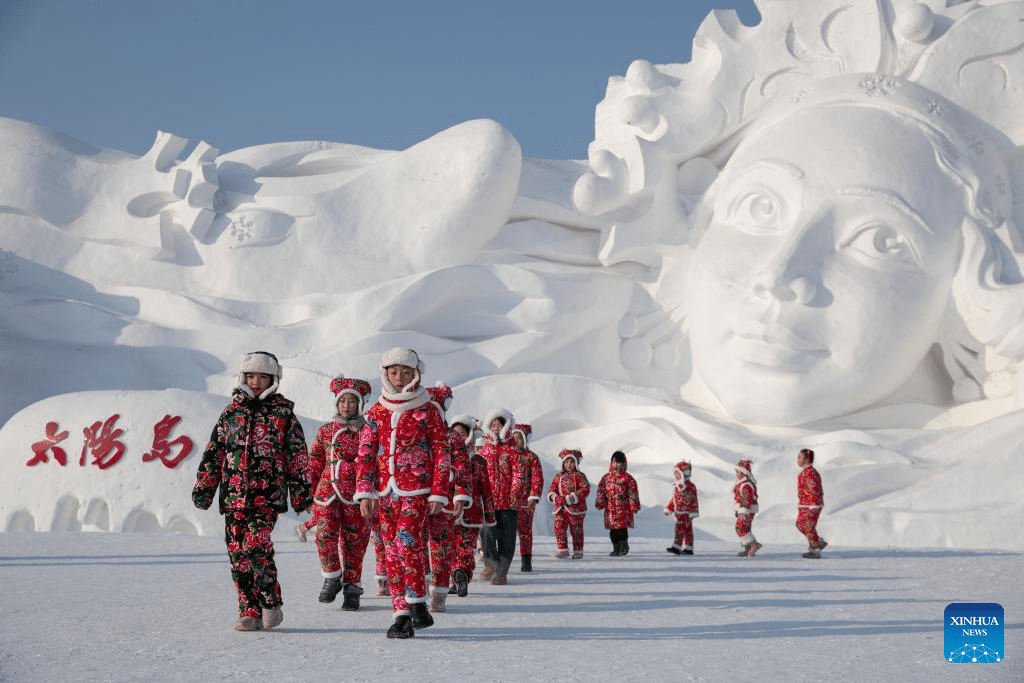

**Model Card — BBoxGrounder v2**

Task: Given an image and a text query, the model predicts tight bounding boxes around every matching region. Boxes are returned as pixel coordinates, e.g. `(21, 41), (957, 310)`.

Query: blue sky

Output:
(0, 0), (759, 160)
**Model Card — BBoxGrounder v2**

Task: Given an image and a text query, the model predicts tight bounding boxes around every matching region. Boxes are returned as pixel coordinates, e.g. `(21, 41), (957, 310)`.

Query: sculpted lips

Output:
(730, 320), (830, 368)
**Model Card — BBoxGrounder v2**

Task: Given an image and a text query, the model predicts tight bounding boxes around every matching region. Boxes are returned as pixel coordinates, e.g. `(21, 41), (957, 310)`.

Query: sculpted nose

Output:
(752, 275), (816, 305)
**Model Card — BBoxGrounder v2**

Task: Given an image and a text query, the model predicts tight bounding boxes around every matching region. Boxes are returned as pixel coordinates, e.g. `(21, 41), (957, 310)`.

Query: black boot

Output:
(318, 577), (342, 603)
(453, 569), (469, 597)
(609, 542), (621, 556)
(386, 615), (414, 639)
(620, 542), (630, 556)
(520, 554), (532, 572)
(410, 601), (434, 630)
(341, 583), (362, 611)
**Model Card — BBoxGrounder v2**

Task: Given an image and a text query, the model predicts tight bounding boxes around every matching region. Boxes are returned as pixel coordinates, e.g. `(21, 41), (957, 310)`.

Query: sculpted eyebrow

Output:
(735, 159), (805, 180)
(838, 185), (933, 234)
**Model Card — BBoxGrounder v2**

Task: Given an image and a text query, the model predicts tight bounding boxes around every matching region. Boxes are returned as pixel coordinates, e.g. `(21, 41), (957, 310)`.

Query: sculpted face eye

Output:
(725, 189), (784, 234)
(841, 224), (921, 268)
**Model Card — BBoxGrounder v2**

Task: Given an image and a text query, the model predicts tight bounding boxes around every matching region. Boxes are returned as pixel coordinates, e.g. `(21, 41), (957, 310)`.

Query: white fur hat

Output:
(380, 346), (424, 393)
(449, 414), (478, 445)
(238, 351), (281, 400)
(483, 408), (515, 442)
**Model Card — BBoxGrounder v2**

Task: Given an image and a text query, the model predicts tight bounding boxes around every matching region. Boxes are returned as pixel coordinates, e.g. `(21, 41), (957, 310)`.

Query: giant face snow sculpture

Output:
(576, 1), (1024, 427)
(686, 76), (1012, 425)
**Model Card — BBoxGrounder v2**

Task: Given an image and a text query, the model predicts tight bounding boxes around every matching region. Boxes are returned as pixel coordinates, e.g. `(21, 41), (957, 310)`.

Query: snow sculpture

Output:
(574, 0), (1024, 426)
(3, 0), (1024, 547)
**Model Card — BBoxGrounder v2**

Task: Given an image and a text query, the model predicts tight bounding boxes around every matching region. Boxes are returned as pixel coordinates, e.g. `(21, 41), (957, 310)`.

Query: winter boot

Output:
(294, 523), (308, 542)
(480, 562), (496, 581)
(609, 543), (621, 557)
(262, 606), (283, 629)
(553, 549), (569, 559)
(666, 546), (682, 555)
(520, 554), (532, 572)
(386, 614), (414, 639)
(234, 615), (262, 631)
(571, 550), (584, 560)
(341, 583), (363, 611)
(319, 576), (342, 603)
(430, 587), (448, 612)
(817, 540), (828, 552)
(453, 569), (469, 597)
(620, 543), (630, 556)
(490, 573), (508, 585)
(802, 548), (821, 559)
(681, 548), (694, 555)
(410, 601), (434, 629)
(375, 577), (388, 596)
(746, 541), (762, 557)
(737, 544), (750, 557)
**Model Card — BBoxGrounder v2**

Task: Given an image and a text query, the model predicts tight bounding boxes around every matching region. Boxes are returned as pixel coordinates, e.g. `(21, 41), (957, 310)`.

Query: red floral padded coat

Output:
(192, 390), (311, 514)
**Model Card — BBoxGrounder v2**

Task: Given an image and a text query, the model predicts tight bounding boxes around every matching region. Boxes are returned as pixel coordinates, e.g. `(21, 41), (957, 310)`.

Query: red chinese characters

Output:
(80, 414), (126, 469)
(142, 414), (194, 468)
(26, 414), (195, 470)
(26, 421), (71, 466)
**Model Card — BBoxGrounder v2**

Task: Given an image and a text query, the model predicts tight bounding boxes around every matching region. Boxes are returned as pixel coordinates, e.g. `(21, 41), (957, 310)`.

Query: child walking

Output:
(449, 421), (496, 597)
(307, 375), (373, 610)
(512, 423), (544, 572)
(594, 450), (641, 556)
(425, 383), (471, 613)
(479, 408), (520, 584)
(355, 347), (451, 639)
(547, 449), (590, 559)
(734, 458), (761, 557)
(664, 460), (699, 555)
(796, 448), (827, 558)
(192, 351), (312, 631)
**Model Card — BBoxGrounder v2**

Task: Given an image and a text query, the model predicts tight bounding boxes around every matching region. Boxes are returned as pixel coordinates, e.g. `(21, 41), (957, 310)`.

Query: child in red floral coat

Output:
(192, 351), (312, 632)
(355, 347), (451, 639)
(594, 450), (641, 556)
(664, 460), (699, 555)
(307, 375), (373, 610)
(479, 408), (521, 584)
(796, 448), (827, 559)
(449, 421), (496, 597)
(424, 383), (471, 613)
(734, 458), (761, 557)
(547, 449), (590, 559)
(512, 423), (544, 572)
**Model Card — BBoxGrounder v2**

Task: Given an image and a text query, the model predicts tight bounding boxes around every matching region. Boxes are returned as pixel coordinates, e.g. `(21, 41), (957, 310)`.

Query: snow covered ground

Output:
(2, 528), (1020, 682)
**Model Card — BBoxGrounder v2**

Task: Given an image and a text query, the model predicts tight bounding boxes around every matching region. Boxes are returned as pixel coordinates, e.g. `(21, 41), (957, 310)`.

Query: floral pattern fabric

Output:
(594, 468), (640, 530)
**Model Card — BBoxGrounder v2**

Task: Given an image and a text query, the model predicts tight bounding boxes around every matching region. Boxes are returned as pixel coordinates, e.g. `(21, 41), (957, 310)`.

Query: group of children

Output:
(193, 347), (827, 638)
